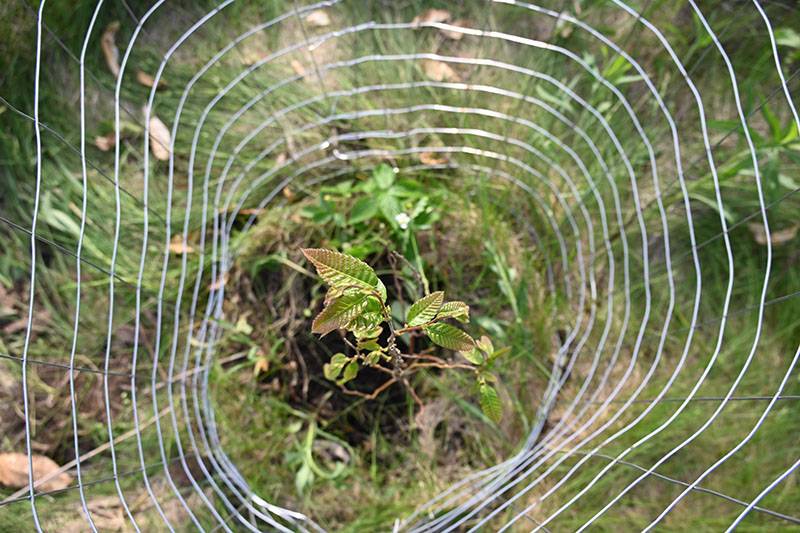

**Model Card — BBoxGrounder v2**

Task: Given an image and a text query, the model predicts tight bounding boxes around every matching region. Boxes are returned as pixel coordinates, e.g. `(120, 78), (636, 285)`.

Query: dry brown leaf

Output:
(291, 59), (307, 78)
(209, 273), (228, 291)
(240, 41), (268, 66)
(282, 186), (295, 200)
(239, 208), (265, 216)
(3, 318), (28, 335)
(169, 235), (194, 254)
(253, 357), (269, 377)
(440, 19), (469, 40)
(748, 222), (798, 246)
(101, 21), (121, 78)
(136, 70), (166, 90)
(94, 132), (116, 152)
(422, 59), (461, 82)
(419, 152), (449, 165)
(0, 453), (71, 492)
(413, 9), (451, 25)
(146, 110), (171, 161)
(305, 10), (331, 27)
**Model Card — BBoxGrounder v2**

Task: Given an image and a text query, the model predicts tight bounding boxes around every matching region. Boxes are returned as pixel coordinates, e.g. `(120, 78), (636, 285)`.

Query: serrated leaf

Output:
(423, 323), (475, 351)
(340, 360), (359, 384)
(437, 301), (469, 323)
(406, 291), (444, 326)
(461, 347), (484, 365)
(348, 304), (384, 337)
(312, 293), (370, 335)
(479, 384), (502, 423)
(323, 353), (348, 380)
(476, 335), (494, 354)
(302, 248), (379, 293)
(322, 269), (386, 304)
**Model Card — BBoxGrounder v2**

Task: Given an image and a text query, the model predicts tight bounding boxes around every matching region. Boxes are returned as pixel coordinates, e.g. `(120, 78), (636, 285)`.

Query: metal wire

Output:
(2, 0), (799, 531)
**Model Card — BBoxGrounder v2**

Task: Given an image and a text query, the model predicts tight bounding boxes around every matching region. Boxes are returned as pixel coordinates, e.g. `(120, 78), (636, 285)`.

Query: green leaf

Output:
(353, 322), (383, 339)
(436, 301), (470, 323)
(378, 194), (402, 227)
(302, 248), (380, 293)
(461, 347), (484, 365)
(776, 27), (800, 49)
(423, 323), (475, 351)
(340, 360), (359, 384)
(323, 353), (348, 381)
(376, 279), (388, 302)
(349, 196), (379, 224)
(348, 302), (384, 337)
(312, 293), (370, 335)
(476, 335), (494, 355)
(761, 101), (783, 142)
(373, 163), (396, 189)
(357, 338), (381, 352)
(235, 315), (253, 335)
(489, 346), (511, 363)
(365, 350), (382, 365)
(479, 384), (502, 423)
(406, 291), (444, 326)
(295, 463), (313, 494)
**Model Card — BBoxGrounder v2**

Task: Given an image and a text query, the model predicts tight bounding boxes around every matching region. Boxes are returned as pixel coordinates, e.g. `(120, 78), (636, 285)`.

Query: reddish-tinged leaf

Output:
(302, 249), (380, 293)
(312, 293), (370, 335)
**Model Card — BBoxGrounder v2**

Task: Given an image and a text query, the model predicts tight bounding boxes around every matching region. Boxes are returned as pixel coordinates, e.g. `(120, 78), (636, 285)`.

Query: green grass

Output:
(1, 0), (799, 530)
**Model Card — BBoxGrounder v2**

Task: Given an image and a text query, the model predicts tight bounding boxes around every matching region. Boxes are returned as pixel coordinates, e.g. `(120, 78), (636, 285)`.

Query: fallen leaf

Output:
(422, 59), (461, 82)
(94, 132), (116, 152)
(748, 222), (798, 246)
(136, 70), (166, 90)
(556, 16), (573, 38)
(145, 108), (171, 161)
(305, 10), (331, 27)
(291, 59), (307, 78)
(413, 9), (451, 25)
(253, 357), (269, 377)
(169, 234), (194, 254)
(101, 21), (121, 78)
(240, 208), (265, 215)
(440, 19), (469, 40)
(419, 152), (448, 165)
(3, 318), (27, 335)
(209, 273), (228, 291)
(240, 41), (268, 66)
(0, 453), (71, 492)
(282, 186), (295, 200)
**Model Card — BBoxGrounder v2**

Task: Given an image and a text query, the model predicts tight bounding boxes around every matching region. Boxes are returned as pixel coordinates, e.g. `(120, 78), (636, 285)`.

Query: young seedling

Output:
(302, 248), (506, 423)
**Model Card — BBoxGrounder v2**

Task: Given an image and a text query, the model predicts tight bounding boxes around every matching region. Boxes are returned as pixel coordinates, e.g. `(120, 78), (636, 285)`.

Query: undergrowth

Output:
(0, 0), (799, 530)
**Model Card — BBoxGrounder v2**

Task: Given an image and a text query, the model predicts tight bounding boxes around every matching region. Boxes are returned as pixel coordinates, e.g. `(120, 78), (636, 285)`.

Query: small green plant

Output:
(302, 248), (507, 423)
